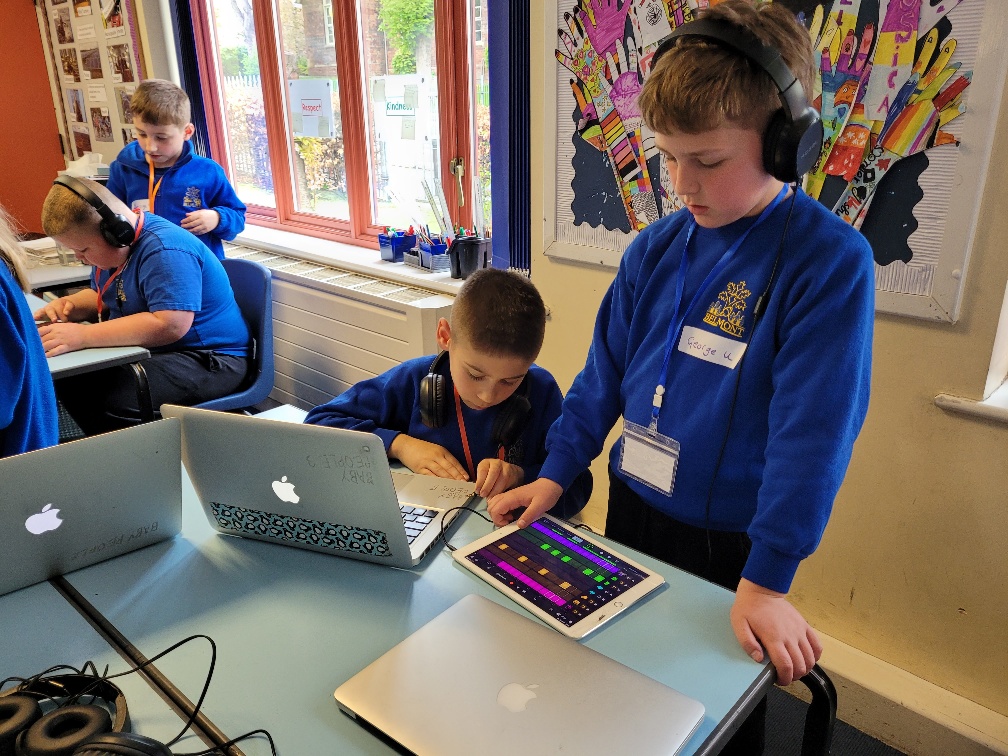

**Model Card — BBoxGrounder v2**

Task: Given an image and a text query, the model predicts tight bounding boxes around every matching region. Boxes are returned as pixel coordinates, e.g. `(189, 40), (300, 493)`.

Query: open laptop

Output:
(0, 418), (183, 597)
(334, 593), (705, 755)
(161, 405), (476, 568)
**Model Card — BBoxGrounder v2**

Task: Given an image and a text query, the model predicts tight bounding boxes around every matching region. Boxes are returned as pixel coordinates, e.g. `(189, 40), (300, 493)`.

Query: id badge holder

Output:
(618, 419), (680, 496)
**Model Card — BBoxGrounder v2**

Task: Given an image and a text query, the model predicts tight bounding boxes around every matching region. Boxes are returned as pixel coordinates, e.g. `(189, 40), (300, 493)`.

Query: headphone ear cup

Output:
(0, 695), (43, 750)
(419, 372), (446, 428)
(16, 704), (112, 756)
(763, 106), (823, 183)
(72, 732), (172, 756)
(99, 215), (136, 248)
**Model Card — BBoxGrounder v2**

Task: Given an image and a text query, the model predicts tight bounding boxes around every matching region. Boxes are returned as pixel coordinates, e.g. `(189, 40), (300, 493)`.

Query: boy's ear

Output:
(183, 123), (195, 140)
(435, 318), (452, 351)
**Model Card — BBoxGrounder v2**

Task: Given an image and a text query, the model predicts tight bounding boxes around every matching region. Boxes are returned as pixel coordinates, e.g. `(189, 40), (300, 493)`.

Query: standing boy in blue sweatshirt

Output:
(107, 79), (245, 261)
(305, 268), (591, 516)
(489, 2), (874, 749)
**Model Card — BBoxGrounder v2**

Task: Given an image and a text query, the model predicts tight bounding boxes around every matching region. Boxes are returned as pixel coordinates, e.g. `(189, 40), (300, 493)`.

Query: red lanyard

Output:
(147, 155), (164, 213)
(96, 212), (143, 322)
(454, 386), (505, 481)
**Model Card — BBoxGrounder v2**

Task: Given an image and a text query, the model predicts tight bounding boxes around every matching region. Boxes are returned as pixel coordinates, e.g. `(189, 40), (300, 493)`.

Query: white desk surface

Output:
(27, 262), (93, 289)
(24, 292), (150, 378)
(54, 465), (772, 755)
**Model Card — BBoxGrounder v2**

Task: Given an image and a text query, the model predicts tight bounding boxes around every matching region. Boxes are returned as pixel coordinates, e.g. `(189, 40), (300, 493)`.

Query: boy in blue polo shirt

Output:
(489, 3), (874, 751)
(107, 79), (245, 261)
(36, 178), (251, 435)
(0, 209), (57, 457)
(306, 268), (591, 516)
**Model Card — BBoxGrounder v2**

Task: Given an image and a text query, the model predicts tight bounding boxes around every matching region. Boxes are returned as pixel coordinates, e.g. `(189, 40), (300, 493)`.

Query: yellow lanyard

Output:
(146, 155), (164, 214)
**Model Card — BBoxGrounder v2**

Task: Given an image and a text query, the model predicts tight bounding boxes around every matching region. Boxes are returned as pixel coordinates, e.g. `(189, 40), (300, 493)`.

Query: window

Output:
(190, 0), (479, 247)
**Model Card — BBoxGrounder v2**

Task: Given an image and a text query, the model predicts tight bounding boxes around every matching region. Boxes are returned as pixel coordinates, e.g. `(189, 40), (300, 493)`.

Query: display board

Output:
(38, 0), (146, 167)
(543, 0), (1008, 322)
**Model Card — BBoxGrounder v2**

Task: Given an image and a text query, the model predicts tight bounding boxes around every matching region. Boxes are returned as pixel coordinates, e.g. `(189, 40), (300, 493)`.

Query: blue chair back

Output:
(195, 258), (274, 411)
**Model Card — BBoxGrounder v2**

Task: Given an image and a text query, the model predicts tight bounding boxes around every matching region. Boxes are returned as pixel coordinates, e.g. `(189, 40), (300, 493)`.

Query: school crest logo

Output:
(183, 187), (203, 209)
(703, 280), (751, 338)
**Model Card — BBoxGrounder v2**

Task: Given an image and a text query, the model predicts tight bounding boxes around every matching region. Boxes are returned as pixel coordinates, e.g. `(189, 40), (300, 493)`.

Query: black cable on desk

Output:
(49, 575), (246, 756)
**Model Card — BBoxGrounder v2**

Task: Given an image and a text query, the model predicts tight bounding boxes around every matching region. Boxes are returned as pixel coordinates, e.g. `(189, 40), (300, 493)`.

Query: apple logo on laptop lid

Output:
(25, 504), (63, 535)
(497, 682), (538, 713)
(272, 476), (300, 504)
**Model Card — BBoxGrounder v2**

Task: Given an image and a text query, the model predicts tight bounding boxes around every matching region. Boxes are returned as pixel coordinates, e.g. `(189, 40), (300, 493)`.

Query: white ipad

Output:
(452, 515), (665, 639)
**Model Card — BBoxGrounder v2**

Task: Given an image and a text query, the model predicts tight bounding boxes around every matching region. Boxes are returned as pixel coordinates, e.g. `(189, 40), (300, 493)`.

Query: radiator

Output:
(225, 243), (454, 411)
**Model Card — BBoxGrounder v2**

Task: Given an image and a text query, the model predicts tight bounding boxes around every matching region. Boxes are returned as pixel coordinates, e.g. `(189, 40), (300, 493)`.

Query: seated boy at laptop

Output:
(35, 177), (251, 436)
(305, 268), (591, 517)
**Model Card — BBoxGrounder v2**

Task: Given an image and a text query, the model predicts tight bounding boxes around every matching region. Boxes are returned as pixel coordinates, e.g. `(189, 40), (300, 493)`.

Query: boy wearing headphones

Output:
(35, 177), (251, 435)
(107, 79), (245, 261)
(489, 1), (874, 745)
(305, 268), (591, 515)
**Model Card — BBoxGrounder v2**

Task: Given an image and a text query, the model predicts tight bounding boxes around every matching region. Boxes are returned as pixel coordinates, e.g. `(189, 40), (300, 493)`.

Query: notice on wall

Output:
(288, 78), (335, 138)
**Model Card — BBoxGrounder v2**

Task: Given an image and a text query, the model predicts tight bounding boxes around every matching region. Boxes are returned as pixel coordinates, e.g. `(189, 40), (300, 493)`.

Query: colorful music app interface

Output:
(463, 519), (650, 627)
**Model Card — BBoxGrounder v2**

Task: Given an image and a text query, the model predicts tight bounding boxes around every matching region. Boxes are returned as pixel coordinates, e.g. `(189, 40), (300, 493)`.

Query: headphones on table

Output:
(52, 175), (137, 248)
(420, 351), (532, 450)
(0, 673), (170, 756)
(651, 17), (824, 183)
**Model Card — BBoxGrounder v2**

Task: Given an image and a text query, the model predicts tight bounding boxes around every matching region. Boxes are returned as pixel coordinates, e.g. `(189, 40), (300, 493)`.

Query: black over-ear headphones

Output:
(53, 175), (137, 248)
(0, 674), (170, 756)
(419, 351), (532, 450)
(652, 17), (824, 183)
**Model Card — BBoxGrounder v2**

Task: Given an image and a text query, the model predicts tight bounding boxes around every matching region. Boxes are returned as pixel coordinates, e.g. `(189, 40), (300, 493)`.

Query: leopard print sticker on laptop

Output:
(209, 502), (392, 557)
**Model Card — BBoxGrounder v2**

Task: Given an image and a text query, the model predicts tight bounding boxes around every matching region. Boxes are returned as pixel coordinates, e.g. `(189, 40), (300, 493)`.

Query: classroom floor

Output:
(767, 686), (906, 755)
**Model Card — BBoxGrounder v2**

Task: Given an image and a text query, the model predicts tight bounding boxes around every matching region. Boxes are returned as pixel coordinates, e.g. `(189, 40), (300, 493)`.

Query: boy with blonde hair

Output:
(107, 79), (245, 260)
(36, 177), (251, 435)
(490, 3), (874, 751)
(306, 268), (591, 514)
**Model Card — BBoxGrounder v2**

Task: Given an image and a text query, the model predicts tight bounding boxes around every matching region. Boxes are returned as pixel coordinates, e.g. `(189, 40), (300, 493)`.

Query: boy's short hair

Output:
(638, 0), (815, 136)
(130, 79), (191, 128)
(450, 268), (546, 362)
(41, 178), (108, 238)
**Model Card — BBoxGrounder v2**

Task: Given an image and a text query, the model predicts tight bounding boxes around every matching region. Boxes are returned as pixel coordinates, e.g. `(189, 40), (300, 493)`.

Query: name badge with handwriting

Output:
(678, 325), (746, 369)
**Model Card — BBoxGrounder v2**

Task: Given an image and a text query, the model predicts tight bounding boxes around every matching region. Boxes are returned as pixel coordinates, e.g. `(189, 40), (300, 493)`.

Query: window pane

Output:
(360, 0), (442, 232)
(209, 0), (277, 208)
(279, 0), (348, 220)
(470, 0), (490, 235)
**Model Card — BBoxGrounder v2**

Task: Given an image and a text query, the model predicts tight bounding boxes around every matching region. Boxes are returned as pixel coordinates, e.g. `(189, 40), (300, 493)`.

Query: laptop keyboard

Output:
(400, 505), (439, 544)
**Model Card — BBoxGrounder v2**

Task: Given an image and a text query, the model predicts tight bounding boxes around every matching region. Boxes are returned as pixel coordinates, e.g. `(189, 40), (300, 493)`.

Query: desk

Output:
(27, 262), (93, 290)
(24, 292), (150, 379)
(53, 471), (780, 755)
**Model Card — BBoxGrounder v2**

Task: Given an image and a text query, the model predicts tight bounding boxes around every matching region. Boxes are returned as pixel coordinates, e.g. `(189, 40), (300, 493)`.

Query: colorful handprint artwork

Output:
(554, 0), (983, 305)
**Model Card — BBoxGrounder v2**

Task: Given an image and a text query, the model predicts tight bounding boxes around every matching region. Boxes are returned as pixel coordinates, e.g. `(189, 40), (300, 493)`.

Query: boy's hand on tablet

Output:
(473, 459), (524, 499)
(37, 321), (89, 357)
(487, 478), (563, 528)
(390, 435), (469, 481)
(33, 298), (75, 324)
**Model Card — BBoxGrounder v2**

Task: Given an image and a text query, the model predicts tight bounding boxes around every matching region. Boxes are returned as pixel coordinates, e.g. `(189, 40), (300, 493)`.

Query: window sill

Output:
(934, 381), (1008, 425)
(235, 225), (464, 297)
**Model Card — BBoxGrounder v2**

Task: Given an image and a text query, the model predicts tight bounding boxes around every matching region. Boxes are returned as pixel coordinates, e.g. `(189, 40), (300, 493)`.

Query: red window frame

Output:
(190, 0), (475, 248)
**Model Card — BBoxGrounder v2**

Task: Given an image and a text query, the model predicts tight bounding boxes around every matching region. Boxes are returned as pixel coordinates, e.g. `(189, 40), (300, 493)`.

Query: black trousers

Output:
(606, 468), (767, 756)
(56, 349), (249, 436)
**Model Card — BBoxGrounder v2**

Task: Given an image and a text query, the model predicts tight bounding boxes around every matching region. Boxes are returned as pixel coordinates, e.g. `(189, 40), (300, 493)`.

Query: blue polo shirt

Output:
(91, 212), (250, 356)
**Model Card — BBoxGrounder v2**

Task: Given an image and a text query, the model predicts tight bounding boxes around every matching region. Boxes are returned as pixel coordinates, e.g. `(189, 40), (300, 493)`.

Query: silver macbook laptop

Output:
(161, 405), (476, 568)
(334, 593), (705, 755)
(0, 419), (183, 597)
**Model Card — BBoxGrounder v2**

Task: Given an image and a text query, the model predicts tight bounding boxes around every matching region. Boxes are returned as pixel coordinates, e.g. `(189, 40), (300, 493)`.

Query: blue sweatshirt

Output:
(1, 261), (58, 457)
(539, 189), (874, 593)
(92, 212), (250, 357)
(107, 140), (245, 260)
(305, 356), (592, 518)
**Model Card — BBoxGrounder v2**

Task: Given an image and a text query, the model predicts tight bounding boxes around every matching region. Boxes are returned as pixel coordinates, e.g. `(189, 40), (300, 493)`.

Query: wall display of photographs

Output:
(39, 0), (145, 162)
